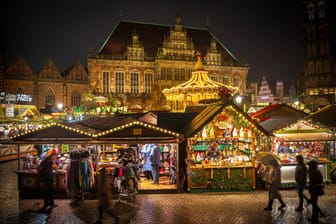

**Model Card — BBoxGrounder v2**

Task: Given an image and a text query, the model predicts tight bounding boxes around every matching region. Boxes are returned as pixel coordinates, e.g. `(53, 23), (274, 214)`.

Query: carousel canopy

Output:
(162, 53), (238, 104)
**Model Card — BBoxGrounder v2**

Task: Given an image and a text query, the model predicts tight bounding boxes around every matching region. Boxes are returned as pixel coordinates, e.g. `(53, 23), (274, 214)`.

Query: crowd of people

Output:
(37, 147), (326, 224)
(261, 155), (325, 224)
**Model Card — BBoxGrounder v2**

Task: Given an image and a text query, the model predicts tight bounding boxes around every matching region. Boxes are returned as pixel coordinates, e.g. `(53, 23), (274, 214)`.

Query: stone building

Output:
(300, 0), (336, 110)
(88, 17), (249, 110)
(1, 56), (89, 110)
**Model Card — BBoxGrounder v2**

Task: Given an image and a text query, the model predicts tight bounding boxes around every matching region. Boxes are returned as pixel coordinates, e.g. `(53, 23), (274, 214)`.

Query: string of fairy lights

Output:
(9, 120), (180, 140)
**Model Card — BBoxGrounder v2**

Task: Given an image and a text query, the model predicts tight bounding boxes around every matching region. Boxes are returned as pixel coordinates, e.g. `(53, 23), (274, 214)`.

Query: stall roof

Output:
(182, 99), (270, 137)
(10, 123), (93, 143)
(305, 104), (336, 128)
(251, 104), (307, 122)
(10, 116), (182, 144)
(259, 116), (301, 132)
(273, 120), (336, 141)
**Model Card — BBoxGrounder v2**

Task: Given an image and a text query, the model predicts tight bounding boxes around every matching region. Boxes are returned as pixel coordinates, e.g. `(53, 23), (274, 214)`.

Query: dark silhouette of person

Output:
(38, 150), (57, 210)
(96, 167), (111, 224)
(295, 155), (310, 211)
(307, 160), (324, 224)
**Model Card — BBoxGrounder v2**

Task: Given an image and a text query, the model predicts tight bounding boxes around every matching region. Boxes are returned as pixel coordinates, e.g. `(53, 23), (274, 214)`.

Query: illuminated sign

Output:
(16, 94), (32, 102)
(6, 104), (14, 117)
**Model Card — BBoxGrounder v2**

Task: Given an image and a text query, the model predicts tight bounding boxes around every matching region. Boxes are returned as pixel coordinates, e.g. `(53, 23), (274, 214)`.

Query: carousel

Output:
(162, 53), (238, 112)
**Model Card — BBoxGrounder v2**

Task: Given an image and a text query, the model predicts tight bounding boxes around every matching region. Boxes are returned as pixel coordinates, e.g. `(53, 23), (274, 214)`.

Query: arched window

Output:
(45, 88), (55, 107)
(71, 91), (81, 107)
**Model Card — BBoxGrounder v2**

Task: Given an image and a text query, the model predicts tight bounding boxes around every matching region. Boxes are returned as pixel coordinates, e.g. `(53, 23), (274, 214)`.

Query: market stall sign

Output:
(133, 128), (142, 135)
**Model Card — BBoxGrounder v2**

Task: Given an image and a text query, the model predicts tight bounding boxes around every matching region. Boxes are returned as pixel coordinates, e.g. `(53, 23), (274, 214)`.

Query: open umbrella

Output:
(256, 151), (281, 167)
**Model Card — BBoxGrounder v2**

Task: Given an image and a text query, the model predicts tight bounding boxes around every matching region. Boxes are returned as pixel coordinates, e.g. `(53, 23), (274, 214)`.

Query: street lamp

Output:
(294, 101), (299, 109)
(57, 103), (64, 111)
(235, 95), (243, 105)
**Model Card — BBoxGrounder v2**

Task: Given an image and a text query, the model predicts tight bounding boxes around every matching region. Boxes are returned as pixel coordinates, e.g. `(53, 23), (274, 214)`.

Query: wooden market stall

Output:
(272, 119), (335, 187)
(9, 115), (184, 197)
(10, 122), (94, 198)
(182, 100), (271, 192)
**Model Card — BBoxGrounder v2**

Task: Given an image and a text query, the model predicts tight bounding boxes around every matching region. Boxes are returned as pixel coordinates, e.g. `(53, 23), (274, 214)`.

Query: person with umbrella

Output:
(258, 153), (286, 211)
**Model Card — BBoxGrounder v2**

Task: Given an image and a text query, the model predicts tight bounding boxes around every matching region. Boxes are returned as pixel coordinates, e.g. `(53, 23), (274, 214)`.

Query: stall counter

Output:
(188, 165), (255, 192)
(15, 170), (67, 198)
(280, 161), (331, 188)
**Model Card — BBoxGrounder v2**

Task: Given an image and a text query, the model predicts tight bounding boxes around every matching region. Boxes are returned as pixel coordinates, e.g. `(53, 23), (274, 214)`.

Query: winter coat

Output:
(295, 163), (307, 188)
(150, 144), (161, 166)
(38, 157), (54, 183)
(308, 168), (324, 196)
(141, 145), (152, 171)
(267, 166), (282, 200)
(97, 170), (111, 208)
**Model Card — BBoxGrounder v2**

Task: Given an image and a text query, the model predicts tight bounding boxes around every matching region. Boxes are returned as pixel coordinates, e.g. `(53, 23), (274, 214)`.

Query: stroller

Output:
(113, 159), (138, 202)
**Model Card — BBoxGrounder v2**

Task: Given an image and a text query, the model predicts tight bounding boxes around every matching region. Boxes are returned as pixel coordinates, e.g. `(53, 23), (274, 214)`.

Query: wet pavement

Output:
(1, 160), (336, 224)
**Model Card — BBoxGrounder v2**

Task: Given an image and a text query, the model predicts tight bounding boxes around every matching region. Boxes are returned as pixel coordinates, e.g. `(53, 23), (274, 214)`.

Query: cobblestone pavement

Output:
(1, 184), (335, 224)
(1, 160), (336, 224)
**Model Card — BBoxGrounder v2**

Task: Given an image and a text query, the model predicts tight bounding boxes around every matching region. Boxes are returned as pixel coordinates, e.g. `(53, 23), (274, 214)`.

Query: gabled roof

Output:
(259, 116), (301, 132)
(37, 58), (63, 80)
(273, 120), (336, 141)
(251, 104), (307, 122)
(305, 104), (336, 128)
(97, 20), (241, 65)
(63, 61), (89, 81)
(156, 112), (199, 133)
(4, 55), (36, 78)
(73, 116), (137, 131)
(182, 100), (270, 137)
(10, 123), (93, 143)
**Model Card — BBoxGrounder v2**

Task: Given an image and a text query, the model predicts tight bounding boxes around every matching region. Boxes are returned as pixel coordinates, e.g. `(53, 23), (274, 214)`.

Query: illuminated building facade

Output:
(301, 0), (336, 110)
(88, 17), (249, 110)
(1, 56), (89, 110)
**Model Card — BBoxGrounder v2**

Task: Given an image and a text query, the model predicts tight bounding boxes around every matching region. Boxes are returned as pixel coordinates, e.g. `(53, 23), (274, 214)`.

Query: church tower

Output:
(301, 0), (336, 110)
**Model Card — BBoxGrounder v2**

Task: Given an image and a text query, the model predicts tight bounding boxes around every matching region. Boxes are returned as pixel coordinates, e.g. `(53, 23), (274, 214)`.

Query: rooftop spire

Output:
(194, 52), (203, 71)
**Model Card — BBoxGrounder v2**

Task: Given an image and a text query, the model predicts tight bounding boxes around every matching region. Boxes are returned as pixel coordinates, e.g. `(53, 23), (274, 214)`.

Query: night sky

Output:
(4, 0), (304, 83)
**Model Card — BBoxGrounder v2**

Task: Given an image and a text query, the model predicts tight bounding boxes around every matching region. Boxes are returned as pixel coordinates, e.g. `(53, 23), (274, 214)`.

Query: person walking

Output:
(295, 155), (310, 212)
(141, 144), (153, 180)
(307, 160), (324, 224)
(150, 144), (161, 185)
(264, 163), (286, 211)
(38, 149), (58, 210)
(96, 167), (111, 224)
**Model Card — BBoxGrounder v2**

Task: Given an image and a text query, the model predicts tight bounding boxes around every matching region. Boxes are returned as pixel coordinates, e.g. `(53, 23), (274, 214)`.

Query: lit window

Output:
(115, 71), (124, 94)
(144, 73), (152, 94)
(71, 91), (81, 107)
(130, 72), (139, 94)
(103, 71), (109, 94)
